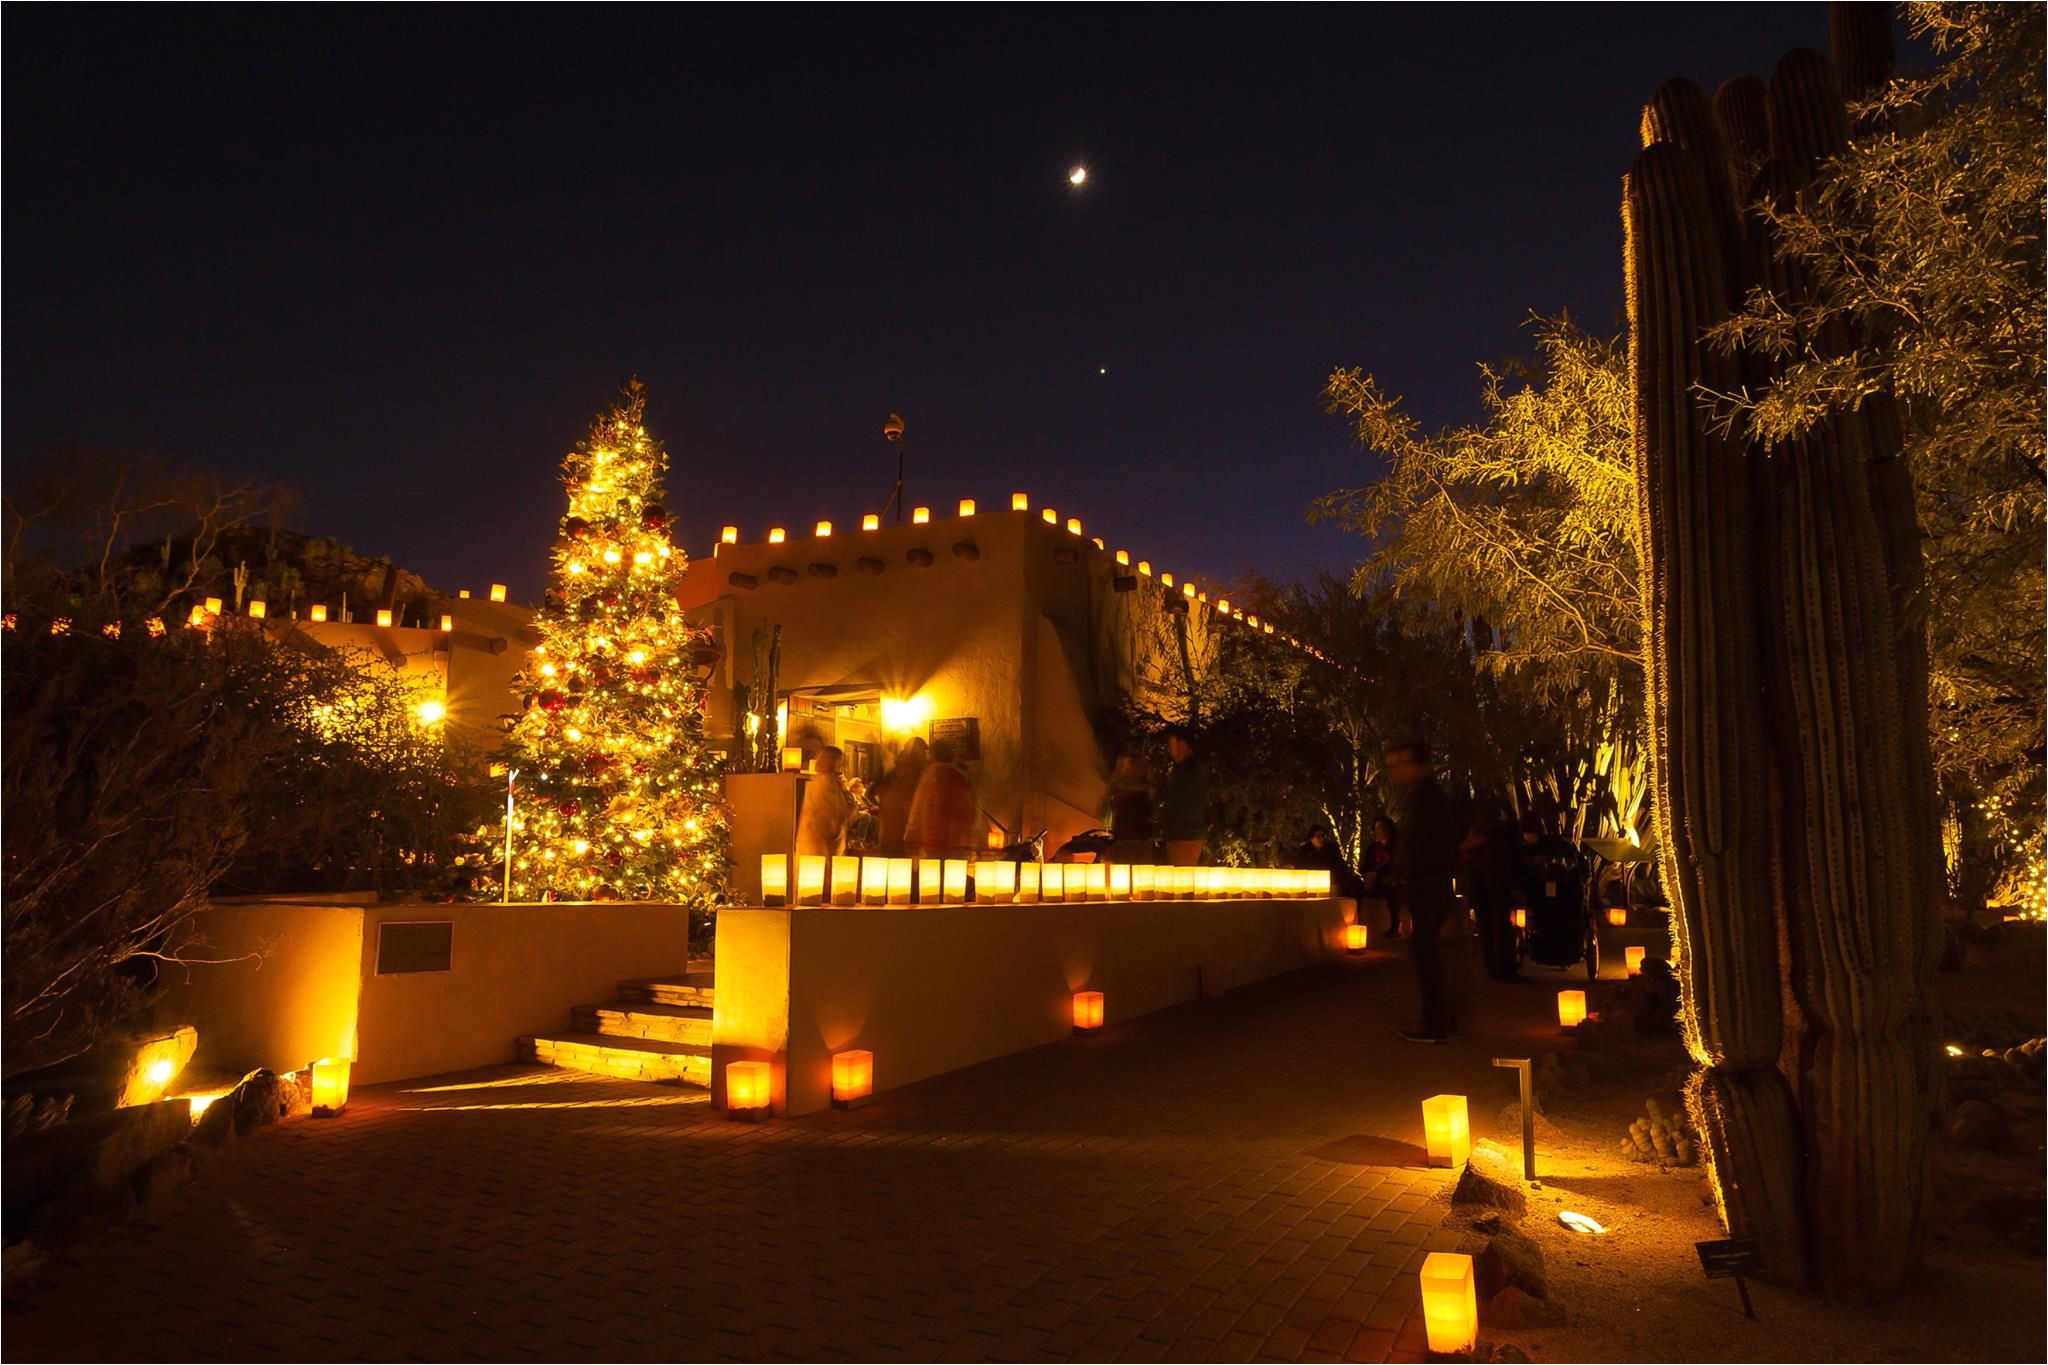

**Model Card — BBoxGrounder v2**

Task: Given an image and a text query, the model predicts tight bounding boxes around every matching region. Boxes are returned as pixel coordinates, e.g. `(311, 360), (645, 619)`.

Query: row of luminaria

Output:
(760, 854), (1335, 906)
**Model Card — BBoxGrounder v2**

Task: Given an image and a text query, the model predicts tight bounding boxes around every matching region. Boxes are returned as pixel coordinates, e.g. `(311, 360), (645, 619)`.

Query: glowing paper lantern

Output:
(1010, 492), (1029, 511)
(1172, 867), (1198, 899)
(815, 520), (833, 537)
(311, 1057), (351, 1118)
(860, 856), (890, 907)
(760, 855), (789, 907)
(1419, 1252), (1478, 1354)
(1065, 517), (1082, 535)
(247, 599), (267, 619)
(439, 614), (454, 631)
(1078, 864), (1108, 901)
(205, 597), (223, 615)
(1072, 991), (1104, 1032)
(1040, 864), (1065, 902)
(721, 525), (739, 544)
(1511, 908), (1528, 930)
(830, 857), (859, 906)
(916, 859), (945, 905)
(887, 858), (914, 905)
(1015, 862), (1041, 903)
(1194, 868), (1219, 898)
(795, 855), (827, 906)
(1557, 990), (1587, 1029)
(1343, 923), (1370, 953)
(912, 506), (930, 525)
(1042, 507), (1058, 525)
(942, 860), (969, 904)
(376, 609), (394, 627)
(1422, 1094), (1471, 1168)
(957, 499), (976, 516)
(1137, 560), (1152, 576)
(1115, 549), (1130, 566)
(726, 1060), (771, 1120)
(1307, 870), (1333, 898)
(1625, 947), (1647, 976)
(831, 1050), (874, 1109)
(489, 584), (508, 603)
(308, 604), (328, 622)
(862, 513), (880, 531)
(1131, 865), (1156, 899)
(976, 859), (1017, 903)
(1606, 906), (1628, 927)
(781, 746), (804, 772)
(1108, 864), (1131, 899)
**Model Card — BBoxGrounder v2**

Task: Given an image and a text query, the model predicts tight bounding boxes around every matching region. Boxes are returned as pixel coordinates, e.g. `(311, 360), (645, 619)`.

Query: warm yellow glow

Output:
(1077, 863), (1108, 901)
(247, 599), (267, 619)
(1066, 517), (1082, 535)
(957, 499), (976, 516)
(1216, 598), (1230, 615)
(761, 854), (789, 906)
(861, 856), (890, 907)
(489, 584), (508, 603)
(815, 520), (833, 537)
(1042, 507), (1058, 525)
(1558, 990), (1587, 1029)
(205, 597), (223, 615)
(721, 525), (739, 544)
(1511, 908), (1527, 929)
(1011, 492), (1029, 511)
(188, 606), (207, 627)
(1015, 862), (1041, 903)
(439, 614), (454, 632)
(309, 604), (328, 622)
(1132, 864), (1156, 899)
(1040, 864), (1065, 902)
(1422, 1094), (1471, 1168)
(568, 561), (587, 575)
(796, 854), (827, 905)
(376, 609), (394, 627)
(1607, 906), (1628, 927)
(1072, 990), (1104, 1030)
(912, 506), (931, 525)
(1626, 946), (1647, 976)
(916, 858), (945, 905)
(830, 856), (860, 906)
(602, 548), (621, 564)
(1172, 867), (1198, 898)
(1108, 864), (1131, 898)
(726, 1060), (771, 1112)
(887, 857), (915, 905)
(1069, 165), (1088, 186)
(880, 694), (933, 733)
(768, 527), (786, 544)
(831, 1050), (874, 1106)
(781, 746), (804, 772)
(943, 860), (969, 903)
(414, 699), (447, 726)
(1419, 1252), (1478, 1354)
(1115, 550), (1130, 566)
(976, 859), (1017, 902)
(1945, 1043), (1965, 1057)
(146, 1058), (177, 1087)
(862, 513), (880, 531)
(311, 1057), (352, 1117)
(1344, 923), (1370, 953)
(635, 550), (653, 565)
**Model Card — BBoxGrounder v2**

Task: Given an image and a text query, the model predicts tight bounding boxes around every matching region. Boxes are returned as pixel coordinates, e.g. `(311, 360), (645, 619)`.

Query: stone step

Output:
(619, 973), (716, 1009)
(519, 1032), (711, 1088)
(572, 1001), (713, 1047)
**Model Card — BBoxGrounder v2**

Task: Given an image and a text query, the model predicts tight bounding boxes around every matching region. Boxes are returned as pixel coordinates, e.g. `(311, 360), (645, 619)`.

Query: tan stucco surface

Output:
(713, 896), (1349, 1116)
(161, 899), (368, 1076)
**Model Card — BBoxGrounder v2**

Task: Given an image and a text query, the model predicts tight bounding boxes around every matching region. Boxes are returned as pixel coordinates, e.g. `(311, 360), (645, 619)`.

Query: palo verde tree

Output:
(502, 380), (731, 907)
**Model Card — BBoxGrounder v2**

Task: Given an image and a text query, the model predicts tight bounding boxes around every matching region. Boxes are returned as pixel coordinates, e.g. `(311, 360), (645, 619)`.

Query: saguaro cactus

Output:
(1626, 9), (1941, 1297)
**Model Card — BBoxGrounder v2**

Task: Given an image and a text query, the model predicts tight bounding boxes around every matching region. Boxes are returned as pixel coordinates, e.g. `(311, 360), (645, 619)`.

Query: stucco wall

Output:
(157, 899), (369, 1077)
(712, 896), (1349, 1116)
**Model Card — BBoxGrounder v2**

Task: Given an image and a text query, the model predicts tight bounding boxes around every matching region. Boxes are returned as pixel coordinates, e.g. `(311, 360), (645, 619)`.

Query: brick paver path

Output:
(7, 948), (1540, 1363)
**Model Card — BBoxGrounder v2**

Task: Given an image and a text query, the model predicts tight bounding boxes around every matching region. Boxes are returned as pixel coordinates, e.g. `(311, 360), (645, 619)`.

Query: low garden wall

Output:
(159, 898), (695, 1085)
(712, 895), (1351, 1116)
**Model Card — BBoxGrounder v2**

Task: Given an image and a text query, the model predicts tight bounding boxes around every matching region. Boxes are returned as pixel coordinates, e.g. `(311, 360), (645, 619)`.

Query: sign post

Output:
(1695, 1238), (1763, 1320)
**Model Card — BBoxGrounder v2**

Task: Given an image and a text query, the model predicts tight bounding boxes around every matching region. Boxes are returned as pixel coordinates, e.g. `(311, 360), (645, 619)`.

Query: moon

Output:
(1068, 165), (1088, 187)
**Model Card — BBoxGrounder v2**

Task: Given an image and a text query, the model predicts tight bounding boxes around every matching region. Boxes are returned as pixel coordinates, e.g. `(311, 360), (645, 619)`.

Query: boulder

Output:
(3, 1096), (193, 1234)
(1945, 1099), (2009, 1150)
(1453, 1141), (1528, 1218)
(228, 1069), (290, 1136)
(189, 1094), (239, 1150)
(4, 1093), (72, 1144)
(1486, 1285), (1567, 1328)
(1477, 1227), (1549, 1299)
(1497, 1102), (1563, 1143)
(131, 1144), (195, 1208)
(115, 1026), (198, 1109)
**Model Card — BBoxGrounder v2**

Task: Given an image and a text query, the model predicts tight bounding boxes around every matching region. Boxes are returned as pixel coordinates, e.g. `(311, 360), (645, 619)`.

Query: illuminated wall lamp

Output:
(725, 1060), (771, 1121)
(1421, 1093), (1471, 1168)
(1072, 991), (1104, 1033)
(831, 1050), (874, 1109)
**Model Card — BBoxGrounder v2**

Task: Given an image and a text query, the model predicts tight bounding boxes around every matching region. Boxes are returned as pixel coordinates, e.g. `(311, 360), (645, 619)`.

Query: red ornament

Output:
(564, 516), (591, 541)
(539, 689), (566, 713)
(641, 504), (667, 531)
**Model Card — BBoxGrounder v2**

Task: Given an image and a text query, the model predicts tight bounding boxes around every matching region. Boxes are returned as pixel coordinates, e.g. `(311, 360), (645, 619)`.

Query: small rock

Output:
(229, 1069), (289, 1135)
(131, 1144), (195, 1207)
(1478, 1227), (1550, 1299)
(1473, 1211), (1505, 1234)
(189, 1095), (238, 1149)
(1454, 1141), (1528, 1218)
(1488, 1344), (1534, 1363)
(1488, 1285), (1567, 1328)
(1945, 1098), (2009, 1150)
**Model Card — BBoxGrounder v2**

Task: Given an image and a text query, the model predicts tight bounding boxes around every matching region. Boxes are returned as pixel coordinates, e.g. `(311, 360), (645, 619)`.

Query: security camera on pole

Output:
(881, 412), (908, 524)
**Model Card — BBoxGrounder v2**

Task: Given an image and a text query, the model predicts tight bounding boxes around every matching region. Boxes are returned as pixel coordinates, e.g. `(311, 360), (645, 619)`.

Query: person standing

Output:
(875, 735), (929, 855)
(1361, 815), (1401, 939)
(1386, 740), (1462, 1043)
(1104, 753), (1155, 864)
(1299, 827), (1369, 902)
(1160, 725), (1207, 866)
(904, 738), (976, 859)
(796, 745), (855, 857)
(1462, 798), (1525, 983)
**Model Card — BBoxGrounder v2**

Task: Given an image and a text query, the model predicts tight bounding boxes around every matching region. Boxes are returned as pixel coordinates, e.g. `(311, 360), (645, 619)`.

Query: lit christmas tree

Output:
(504, 379), (729, 905)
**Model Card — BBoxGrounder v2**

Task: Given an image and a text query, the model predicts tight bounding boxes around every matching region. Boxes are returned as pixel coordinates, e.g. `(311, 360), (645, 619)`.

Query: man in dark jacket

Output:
(1161, 725), (1207, 865)
(1386, 740), (1462, 1042)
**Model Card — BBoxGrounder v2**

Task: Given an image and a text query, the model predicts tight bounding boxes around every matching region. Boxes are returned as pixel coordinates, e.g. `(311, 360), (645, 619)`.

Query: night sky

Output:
(6, 5), (1852, 602)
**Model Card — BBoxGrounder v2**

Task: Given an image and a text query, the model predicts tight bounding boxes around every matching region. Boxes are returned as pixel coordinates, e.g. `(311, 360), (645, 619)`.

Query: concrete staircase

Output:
(519, 972), (714, 1087)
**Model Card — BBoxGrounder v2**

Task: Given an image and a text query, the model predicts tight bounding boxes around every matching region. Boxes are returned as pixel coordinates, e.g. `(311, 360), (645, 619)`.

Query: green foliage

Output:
(1709, 1), (2045, 896)
(1315, 317), (1640, 712)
